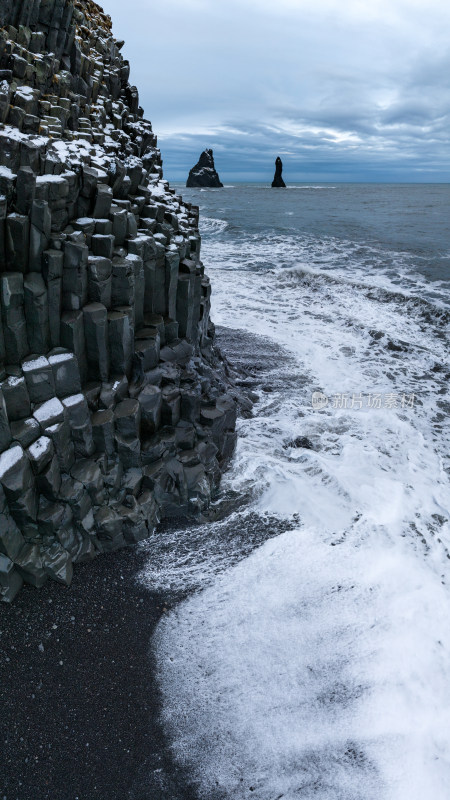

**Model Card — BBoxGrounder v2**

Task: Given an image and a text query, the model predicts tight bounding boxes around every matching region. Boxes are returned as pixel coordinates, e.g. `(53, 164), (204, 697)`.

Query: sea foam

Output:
(149, 199), (450, 799)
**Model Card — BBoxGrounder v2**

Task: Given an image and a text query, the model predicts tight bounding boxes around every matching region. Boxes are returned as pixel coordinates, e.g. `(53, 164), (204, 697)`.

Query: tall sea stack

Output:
(187, 149), (223, 188)
(272, 156), (286, 188)
(0, 0), (238, 601)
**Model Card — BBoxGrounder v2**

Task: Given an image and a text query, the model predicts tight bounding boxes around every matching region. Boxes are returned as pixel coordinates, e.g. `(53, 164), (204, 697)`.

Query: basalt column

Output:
(0, 0), (240, 602)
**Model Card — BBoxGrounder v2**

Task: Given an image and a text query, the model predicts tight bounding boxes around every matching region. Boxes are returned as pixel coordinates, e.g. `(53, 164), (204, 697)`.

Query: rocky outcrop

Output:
(186, 149), (223, 188)
(0, 0), (241, 602)
(271, 156), (286, 188)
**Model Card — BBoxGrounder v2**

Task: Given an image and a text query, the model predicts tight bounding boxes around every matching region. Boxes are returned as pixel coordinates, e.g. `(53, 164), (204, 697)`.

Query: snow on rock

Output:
(0, 445), (25, 480)
(0, 0), (236, 600)
(33, 398), (64, 426)
(22, 356), (50, 372)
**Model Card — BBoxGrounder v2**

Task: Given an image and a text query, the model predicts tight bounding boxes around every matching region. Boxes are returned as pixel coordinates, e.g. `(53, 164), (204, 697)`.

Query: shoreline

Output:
(0, 325), (285, 800)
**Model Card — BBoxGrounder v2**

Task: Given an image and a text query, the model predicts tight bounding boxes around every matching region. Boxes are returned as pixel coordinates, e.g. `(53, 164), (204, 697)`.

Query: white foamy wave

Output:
(139, 511), (299, 595)
(198, 216), (229, 235)
(152, 221), (450, 798)
(286, 184), (338, 189)
(155, 525), (450, 800)
(203, 229), (450, 311)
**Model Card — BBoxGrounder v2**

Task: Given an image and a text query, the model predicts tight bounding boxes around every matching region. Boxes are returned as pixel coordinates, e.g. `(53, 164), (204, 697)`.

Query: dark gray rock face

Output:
(272, 156), (286, 188)
(0, 0), (244, 602)
(186, 149), (223, 188)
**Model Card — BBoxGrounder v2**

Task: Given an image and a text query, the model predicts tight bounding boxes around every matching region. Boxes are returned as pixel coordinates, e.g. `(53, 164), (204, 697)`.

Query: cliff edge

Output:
(0, 0), (239, 601)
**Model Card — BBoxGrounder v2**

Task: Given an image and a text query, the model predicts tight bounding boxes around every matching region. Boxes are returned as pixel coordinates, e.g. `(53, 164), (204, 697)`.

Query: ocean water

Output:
(144, 184), (450, 799)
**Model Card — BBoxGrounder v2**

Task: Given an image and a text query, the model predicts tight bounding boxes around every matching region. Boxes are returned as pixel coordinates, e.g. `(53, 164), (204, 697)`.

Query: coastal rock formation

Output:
(186, 149), (223, 188)
(272, 156), (286, 188)
(0, 0), (240, 601)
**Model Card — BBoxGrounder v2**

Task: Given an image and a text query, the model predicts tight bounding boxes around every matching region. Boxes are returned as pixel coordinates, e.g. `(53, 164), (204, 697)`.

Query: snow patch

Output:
(0, 445), (24, 478)
(28, 436), (51, 458)
(33, 398), (64, 425)
(22, 356), (49, 371)
(48, 352), (72, 365)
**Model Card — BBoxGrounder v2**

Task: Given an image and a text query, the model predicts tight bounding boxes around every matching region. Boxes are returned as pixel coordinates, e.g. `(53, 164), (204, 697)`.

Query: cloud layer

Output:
(102, 0), (450, 181)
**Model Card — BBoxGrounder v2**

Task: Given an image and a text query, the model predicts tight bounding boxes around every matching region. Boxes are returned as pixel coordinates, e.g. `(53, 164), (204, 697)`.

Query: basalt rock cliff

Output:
(272, 156), (286, 188)
(186, 148), (223, 188)
(0, 0), (241, 601)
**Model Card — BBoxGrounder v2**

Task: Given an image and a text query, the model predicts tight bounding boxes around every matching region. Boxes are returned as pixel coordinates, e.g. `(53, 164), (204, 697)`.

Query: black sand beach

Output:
(0, 544), (193, 800)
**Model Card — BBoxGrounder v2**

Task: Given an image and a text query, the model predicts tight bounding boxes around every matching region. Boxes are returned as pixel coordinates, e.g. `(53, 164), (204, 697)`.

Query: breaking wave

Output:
(147, 187), (450, 799)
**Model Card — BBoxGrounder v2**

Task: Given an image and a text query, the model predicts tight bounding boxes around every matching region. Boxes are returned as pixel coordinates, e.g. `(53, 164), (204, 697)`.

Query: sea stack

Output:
(0, 0), (238, 601)
(272, 157), (286, 188)
(187, 149), (223, 188)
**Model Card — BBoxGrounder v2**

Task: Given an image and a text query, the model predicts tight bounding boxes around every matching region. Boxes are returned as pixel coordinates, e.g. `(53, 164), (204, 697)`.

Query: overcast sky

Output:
(101, 0), (450, 182)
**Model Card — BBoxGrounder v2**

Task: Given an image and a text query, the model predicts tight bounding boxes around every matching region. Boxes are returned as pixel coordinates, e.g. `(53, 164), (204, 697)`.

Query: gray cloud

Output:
(101, 0), (450, 181)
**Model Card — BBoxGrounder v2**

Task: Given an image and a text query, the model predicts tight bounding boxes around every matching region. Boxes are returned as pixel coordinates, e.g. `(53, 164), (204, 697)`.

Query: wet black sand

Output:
(0, 512), (295, 800)
(0, 544), (193, 800)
